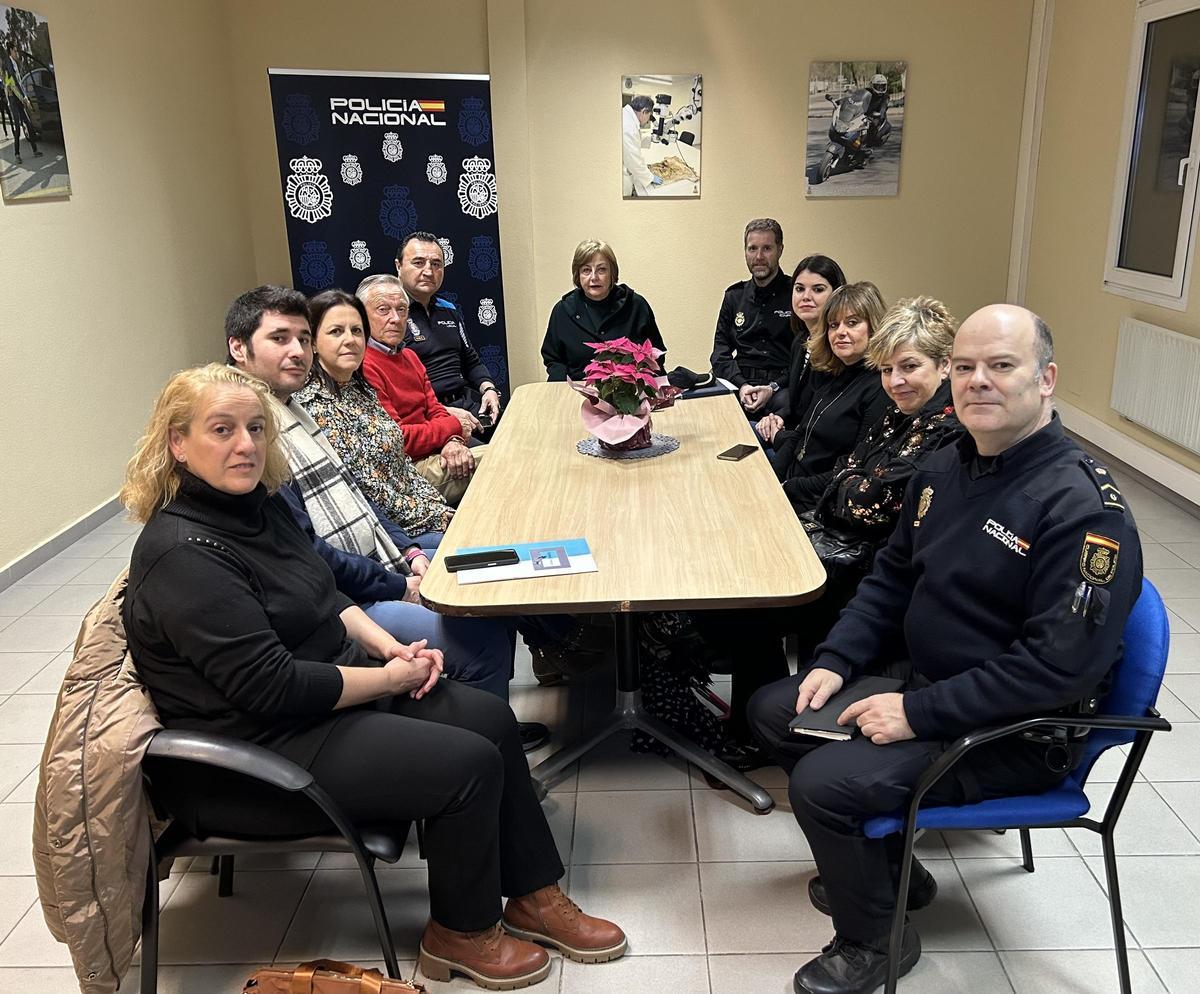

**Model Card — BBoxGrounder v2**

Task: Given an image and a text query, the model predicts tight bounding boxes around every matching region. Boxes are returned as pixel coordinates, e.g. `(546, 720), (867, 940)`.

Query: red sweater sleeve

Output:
(363, 348), (460, 460)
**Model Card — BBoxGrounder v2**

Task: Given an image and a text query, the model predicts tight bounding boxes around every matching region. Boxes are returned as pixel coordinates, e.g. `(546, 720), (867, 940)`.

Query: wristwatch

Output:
(768, 381), (781, 392)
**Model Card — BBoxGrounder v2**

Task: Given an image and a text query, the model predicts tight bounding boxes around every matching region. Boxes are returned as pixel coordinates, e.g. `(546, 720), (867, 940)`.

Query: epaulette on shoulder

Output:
(1080, 455), (1126, 512)
(725, 280), (744, 294)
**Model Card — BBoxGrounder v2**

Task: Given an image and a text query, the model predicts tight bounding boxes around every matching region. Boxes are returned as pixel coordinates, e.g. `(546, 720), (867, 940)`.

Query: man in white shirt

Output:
(622, 95), (662, 197)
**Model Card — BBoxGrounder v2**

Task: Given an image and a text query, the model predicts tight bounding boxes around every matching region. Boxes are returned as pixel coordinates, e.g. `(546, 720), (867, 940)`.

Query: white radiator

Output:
(1110, 317), (1200, 456)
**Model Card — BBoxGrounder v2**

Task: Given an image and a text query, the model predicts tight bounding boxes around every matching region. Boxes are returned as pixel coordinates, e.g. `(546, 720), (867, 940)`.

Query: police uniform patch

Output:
(1080, 532), (1120, 585)
(734, 311), (745, 328)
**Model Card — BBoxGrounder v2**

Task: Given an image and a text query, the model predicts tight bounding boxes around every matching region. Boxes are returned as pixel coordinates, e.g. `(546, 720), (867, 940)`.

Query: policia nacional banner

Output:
(267, 69), (510, 394)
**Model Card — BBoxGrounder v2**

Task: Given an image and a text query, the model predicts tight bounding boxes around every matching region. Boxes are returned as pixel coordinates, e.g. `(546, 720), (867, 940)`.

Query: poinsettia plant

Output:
(582, 337), (665, 414)
(569, 338), (681, 449)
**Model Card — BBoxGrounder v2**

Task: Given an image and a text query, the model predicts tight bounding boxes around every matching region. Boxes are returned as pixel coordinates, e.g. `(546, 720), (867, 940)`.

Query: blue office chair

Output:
(863, 577), (1172, 994)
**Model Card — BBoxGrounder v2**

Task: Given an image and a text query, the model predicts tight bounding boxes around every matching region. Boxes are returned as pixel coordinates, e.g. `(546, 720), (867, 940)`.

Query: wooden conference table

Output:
(420, 382), (826, 812)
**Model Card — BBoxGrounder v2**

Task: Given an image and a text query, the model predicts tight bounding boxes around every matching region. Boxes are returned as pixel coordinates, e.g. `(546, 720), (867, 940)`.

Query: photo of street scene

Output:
(1, 4), (69, 201)
(806, 61), (906, 197)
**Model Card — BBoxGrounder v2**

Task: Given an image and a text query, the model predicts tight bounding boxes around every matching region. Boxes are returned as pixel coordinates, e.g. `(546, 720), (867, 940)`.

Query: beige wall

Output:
(3, 0), (1041, 568)
(516, 0), (1035, 383)
(1026, 0), (1200, 473)
(224, 0), (1035, 386)
(0, 0), (255, 569)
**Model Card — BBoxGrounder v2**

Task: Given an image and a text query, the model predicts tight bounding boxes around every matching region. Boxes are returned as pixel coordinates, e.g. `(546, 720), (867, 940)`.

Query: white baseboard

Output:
(1055, 399), (1200, 508)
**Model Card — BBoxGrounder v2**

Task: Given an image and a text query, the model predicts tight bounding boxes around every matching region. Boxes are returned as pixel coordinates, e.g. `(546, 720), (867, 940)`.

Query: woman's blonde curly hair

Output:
(119, 363), (291, 523)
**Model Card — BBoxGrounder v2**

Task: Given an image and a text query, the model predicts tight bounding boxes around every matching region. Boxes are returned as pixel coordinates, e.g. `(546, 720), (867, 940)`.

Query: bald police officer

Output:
(748, 304), (1143, 994)
(711, 218), (794, 414)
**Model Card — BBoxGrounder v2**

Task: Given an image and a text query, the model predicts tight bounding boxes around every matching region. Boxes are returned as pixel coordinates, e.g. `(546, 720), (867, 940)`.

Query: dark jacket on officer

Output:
(406, 293), (494, 405)
(812, 415), (1143, 741)
(541, 284), (666, 382)
(710, 267), (794, 388)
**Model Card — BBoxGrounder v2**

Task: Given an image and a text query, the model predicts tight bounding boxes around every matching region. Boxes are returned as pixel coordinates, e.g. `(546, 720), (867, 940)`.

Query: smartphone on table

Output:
(444, 548), (520, 572)
(717, 443), (758, 461)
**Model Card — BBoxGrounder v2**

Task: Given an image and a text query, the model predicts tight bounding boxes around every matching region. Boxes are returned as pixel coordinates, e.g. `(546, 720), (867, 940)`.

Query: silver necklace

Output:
(797, 378), (853, 462)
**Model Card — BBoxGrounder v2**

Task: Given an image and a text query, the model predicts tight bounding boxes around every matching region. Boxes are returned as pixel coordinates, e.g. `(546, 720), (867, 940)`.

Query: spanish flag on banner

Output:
(418, 100), (445, 113)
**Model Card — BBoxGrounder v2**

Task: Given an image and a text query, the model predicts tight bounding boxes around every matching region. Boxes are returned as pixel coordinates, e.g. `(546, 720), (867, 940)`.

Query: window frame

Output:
(1103, 0), (1200, 311)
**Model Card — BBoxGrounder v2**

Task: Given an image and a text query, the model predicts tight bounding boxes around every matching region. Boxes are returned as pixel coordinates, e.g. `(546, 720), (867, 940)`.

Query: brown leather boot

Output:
(418, 919), (550, 990)
(502, 883), (627, 963)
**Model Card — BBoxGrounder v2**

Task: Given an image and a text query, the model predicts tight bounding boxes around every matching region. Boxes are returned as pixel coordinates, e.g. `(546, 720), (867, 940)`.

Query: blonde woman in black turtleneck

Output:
(121, 363), (626, 990)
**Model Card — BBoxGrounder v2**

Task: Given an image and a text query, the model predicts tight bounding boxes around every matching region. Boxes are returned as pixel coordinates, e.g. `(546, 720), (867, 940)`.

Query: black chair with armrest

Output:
(139, 729), (409, 994)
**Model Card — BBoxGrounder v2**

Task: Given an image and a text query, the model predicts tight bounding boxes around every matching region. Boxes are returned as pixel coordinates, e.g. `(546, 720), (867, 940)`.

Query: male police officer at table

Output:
(395, 230), (501, 433)
(710, 218), (794, 415)
(748, 304), (1142, 994)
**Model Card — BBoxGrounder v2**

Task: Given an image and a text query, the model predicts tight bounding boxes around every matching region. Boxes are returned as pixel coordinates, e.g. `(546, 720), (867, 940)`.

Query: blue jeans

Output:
(363, 600), (514, 700)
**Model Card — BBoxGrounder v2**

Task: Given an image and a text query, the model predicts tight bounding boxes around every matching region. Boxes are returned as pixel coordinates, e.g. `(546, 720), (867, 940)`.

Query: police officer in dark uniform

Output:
(747, 305), (1143, 994)
(710, 218), (794, 415)
(396, 231), (501, 434)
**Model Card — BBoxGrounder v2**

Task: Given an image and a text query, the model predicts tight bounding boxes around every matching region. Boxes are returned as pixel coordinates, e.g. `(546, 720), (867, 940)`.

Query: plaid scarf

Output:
(276, 398), (409, 574)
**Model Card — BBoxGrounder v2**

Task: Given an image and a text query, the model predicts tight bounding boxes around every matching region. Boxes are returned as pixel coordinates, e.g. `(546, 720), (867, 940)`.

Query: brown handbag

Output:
(242, 959), (425, 994)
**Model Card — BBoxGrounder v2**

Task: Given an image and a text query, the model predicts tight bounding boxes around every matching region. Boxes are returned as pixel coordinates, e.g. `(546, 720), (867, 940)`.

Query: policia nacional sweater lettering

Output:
(812, 416), (1142, 741)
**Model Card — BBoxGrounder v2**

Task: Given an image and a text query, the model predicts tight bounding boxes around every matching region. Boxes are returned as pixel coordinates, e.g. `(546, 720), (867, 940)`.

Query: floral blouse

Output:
(295, 375), (454, 537)
(819, 380), (961, 536)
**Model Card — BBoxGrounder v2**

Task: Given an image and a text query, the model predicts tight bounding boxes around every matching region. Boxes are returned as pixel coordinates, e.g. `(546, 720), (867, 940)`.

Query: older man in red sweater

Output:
(357, 275), (486, 505)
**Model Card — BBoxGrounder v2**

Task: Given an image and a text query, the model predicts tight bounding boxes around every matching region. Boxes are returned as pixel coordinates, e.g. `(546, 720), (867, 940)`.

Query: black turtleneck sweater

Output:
(124, 472), (368, 766)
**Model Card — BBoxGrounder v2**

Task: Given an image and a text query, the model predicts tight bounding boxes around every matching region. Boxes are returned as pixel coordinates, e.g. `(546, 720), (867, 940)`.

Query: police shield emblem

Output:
(282, 94), (320, 146)
(478, 298), (499, 327)
(479, 343), (508, 390)
(457, 96), (492, 147)
(468, 235), (500, 281)
(381, 132), (404, 163)
(378, 185), (419, 240)
(734, 311), (745, 328)
(426, 154), (448, 185)
(348, 240), (371, 271)
(340, 154), (363, 186)
(285, 156), (334, 224)
(1080, 532), (1119, 585)
(299, 241), (335, 290)
(438, 237), (454, 266)
(458, 156), (499, 220)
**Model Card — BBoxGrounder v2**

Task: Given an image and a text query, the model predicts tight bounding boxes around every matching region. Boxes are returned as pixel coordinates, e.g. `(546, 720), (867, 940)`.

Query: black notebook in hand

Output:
(788, 675), (905, 741)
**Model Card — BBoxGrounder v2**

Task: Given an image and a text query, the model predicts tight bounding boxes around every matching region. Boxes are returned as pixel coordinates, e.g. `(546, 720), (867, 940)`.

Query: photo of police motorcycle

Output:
(806, 60), (906, 197)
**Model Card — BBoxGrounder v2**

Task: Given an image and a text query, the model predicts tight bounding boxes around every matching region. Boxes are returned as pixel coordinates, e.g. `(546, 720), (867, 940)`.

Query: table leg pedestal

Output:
(529, 614), (775, 814)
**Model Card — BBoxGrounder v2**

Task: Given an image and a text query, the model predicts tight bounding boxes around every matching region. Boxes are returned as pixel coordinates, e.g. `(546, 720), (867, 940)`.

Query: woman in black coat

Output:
(541, 238), (667, 380)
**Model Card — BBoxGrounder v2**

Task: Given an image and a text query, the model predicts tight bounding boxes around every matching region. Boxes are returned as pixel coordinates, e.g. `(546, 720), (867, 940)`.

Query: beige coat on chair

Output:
(32, 570), (164, 994)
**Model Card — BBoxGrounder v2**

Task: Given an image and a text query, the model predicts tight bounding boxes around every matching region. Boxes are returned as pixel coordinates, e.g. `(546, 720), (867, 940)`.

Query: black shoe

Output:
(519, 721), (550, 753)
(716, 737), (769, 773)
(793, 923), (920, 994)
(808, 859), (937, 917)
(33, 148), (42, 157)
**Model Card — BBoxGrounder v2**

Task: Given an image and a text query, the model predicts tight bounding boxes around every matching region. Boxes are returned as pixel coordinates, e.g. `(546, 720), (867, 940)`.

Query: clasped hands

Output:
(795, 667), (914, 745)
(381, 638), (444, 700)
(738, 382), (775, 414)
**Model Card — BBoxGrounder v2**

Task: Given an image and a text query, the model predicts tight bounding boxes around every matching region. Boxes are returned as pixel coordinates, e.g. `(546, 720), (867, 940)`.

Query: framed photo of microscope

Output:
(620, 74), (702, 199)
(806, 61), (906, 198)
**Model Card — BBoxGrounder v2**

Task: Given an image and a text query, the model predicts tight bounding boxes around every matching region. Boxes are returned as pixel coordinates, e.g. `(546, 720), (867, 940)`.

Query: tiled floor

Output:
(1, 470), (1199, 993)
